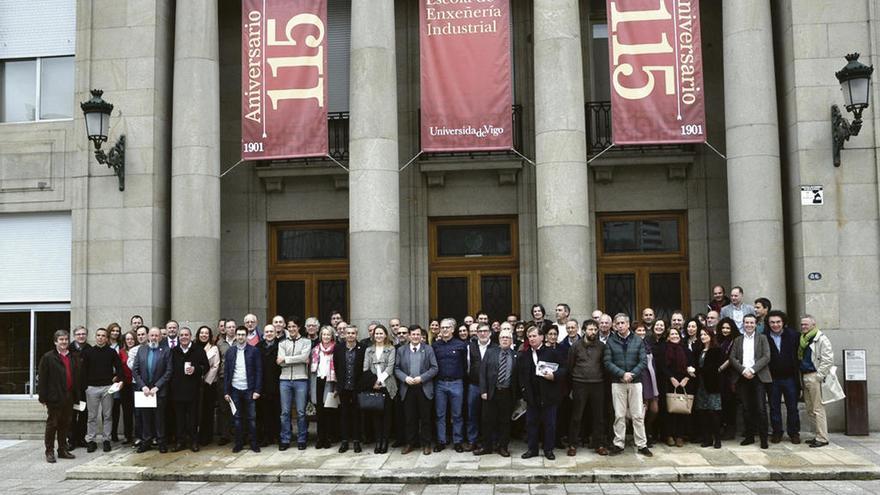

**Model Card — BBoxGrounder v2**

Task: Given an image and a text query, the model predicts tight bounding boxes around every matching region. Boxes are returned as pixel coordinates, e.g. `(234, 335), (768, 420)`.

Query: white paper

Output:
(134, 392), (157, 408)
(229, 399), (238, 416)
(72, 401), (86, 411)
(106, 382), (123, 395)
(376, 366), (389, 384)
(536, 360), (559, 377)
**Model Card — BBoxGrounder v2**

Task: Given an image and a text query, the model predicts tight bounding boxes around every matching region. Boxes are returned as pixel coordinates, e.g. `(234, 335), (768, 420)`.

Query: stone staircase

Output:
(0, 399), (46, 439)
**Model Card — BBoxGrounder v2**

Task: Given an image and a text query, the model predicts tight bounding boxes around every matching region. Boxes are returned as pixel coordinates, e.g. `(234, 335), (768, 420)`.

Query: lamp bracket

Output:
(832, 105), (862, 167)
(94, 135), (125, 190)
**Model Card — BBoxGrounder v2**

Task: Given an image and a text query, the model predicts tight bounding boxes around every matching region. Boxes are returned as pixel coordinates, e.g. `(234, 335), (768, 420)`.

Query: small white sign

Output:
(844, 349), (867, 381)
(801, 185), (824, 205)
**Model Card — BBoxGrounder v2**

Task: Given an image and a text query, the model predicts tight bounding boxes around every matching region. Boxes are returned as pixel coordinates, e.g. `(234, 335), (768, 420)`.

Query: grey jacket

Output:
(278, 336), (311, 381)
(364, 345), (397, 399)
(728, 332), (772, 384)
(394, 343), (438, 400)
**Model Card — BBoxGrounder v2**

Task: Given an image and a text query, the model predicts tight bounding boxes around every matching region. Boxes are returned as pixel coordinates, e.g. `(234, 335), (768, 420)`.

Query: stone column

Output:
(722, 1), (786, 307)
(348, 0), (399, 333)
(533, 0), (592, 318)
(170, 0), (220, 329)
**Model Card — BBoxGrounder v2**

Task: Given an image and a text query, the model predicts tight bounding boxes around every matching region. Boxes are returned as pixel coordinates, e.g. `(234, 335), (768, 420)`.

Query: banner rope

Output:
(510, 148), (536, 166)
(220, 159), (245, 178)
(586, 143), (615, 164)
(704, 141), (727, 160)
(325, 154), (350, 172)
(399, 151), (424, 172)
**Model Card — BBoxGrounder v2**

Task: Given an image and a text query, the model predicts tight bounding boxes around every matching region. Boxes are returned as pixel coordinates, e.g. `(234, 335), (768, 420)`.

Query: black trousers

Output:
(45, 399), (74, 453)
(569, 381), (606, 448)
(174, 399), (199, 445)
(404, 385), (432, 447)
(111, 383), (134, 441)
(737, 378), (768, 440)
(338, 389), (361, 442)
(69, 393), (87, 446)
(393, 393), (406, 443)
(198, 382), (216, 445)
(141, 398), (167, 445)
(215, 377), (231, 441)
(315, 378), (334, 445)
(482, 387), (514, 449)
(256, 393), (280, 445)
(369, 392), (393, 442)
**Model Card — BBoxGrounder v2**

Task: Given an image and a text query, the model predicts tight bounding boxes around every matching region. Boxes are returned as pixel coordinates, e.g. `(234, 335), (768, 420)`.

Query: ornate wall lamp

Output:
(80, 89), (125, 190)
(832, 53), (874, 167)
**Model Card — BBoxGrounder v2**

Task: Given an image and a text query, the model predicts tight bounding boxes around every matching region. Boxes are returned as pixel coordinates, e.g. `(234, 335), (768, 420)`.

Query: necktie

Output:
(147, 348), (155, 382)
(498, 350), (509, 385)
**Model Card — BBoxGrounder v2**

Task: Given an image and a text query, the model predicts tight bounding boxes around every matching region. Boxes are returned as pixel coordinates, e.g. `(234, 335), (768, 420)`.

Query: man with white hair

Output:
(799, 315), (833, 448)
(243, 314), (261, 346)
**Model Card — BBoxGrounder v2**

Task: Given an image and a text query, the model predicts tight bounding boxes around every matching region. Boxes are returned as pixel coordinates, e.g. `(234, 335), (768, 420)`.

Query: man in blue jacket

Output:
(224, 326), (263, 453)
(604, 313), (651, 457)
(766, 310), (801, 444)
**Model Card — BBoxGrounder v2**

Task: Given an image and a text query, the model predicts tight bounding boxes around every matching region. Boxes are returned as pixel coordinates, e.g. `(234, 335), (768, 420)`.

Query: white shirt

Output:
(742, 332), (756, 373)
(531, 345), (542, 366)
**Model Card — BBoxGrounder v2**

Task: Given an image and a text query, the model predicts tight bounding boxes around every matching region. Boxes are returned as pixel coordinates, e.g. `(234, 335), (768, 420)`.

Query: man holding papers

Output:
(224, 326), (263, 453)
(38, 330), (81, 463)
(517, 325), (567, 460)
(132, 327), (173, 453)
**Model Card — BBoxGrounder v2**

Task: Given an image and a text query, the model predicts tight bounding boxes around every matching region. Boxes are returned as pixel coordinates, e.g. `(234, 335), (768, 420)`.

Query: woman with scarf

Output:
(659, 329), (692, 447)
(716, 317), (738, 439)
(310, 326), (337, 449)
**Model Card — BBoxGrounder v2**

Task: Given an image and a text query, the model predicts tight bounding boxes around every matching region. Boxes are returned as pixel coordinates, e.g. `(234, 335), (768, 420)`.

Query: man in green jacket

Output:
(603, 313), (651, 457)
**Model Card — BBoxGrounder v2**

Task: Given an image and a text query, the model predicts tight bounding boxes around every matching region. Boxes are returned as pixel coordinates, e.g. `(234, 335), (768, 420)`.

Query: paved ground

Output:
(2, 434), (880, 493)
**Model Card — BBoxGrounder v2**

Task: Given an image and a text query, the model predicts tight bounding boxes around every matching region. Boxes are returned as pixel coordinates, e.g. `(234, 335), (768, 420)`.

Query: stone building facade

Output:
(0, 0), (878, 430)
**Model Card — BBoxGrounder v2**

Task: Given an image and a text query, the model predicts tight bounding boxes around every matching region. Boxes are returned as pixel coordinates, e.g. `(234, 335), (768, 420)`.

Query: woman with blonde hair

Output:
(310, 325), (337, 448)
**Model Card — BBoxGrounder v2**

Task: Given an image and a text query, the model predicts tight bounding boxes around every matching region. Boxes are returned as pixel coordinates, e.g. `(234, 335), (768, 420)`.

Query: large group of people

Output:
(36, 285), (839, 464)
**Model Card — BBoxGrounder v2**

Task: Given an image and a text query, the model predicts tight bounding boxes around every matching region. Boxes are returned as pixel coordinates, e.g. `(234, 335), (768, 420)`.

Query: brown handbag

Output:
(665, 385), (694, 415)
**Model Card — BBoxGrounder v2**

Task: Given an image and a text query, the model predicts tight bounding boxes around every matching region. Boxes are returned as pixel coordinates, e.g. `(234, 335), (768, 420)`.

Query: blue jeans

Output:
(526, 403), (558, 453)
(279, 379), (309, 445)
(434, 379), (464, 444)
(466, 383), (482, 444)
(230, 388), (257, 449)
(768, 376), (800, 437)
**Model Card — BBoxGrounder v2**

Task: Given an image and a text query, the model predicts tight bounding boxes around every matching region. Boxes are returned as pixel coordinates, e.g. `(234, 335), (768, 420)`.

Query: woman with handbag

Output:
(362, 325), (397, 453)
(690, 328), (724, 448)
(310, 326), (338, 449)
(659, 330), (692, 447)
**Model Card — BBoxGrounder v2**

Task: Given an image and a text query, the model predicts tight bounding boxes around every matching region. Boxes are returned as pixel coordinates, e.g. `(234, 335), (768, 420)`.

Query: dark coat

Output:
(132, 345), (173, 398)
(695, 346), (725, 394)
(467, 340), (496, 385)
(333, 342), (366, 392)
(170, 344), (209, 401)
(38, 349), (81, 405)
(394, 343), (438, 400)
(517, 345), (567, 407)
(224, 344), (263, 395)
(479, 346), (518, 400)
(260, 339), (282, 397)
(766, 327), (800, 380)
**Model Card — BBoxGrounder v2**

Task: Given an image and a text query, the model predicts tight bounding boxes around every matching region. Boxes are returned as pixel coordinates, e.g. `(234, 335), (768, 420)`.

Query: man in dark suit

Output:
(729, 314), (772, 449)
(68, 326), (90, 451)
(170, 327), (208, 452)
(517, 325), (567, 460)
(765, 310), (801, 444)
(466, 324), (496, 451)
(38, 330), (80, 463)
(132, 327), (173, 453)
(474, 327), (517, 457)
(394, 325), (438, 455)
(224, 326), (263, 453)
(333, 324), (366, 453)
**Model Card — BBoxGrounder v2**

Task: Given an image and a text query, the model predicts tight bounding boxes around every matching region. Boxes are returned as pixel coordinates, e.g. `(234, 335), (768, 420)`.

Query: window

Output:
(0, 305), (70, 396)
(1, 56), (74, 122)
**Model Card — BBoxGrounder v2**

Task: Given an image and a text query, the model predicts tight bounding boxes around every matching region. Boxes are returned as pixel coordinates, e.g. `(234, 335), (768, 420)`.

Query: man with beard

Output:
(132, 327), (173, 453)
(567, 319), (608, 456)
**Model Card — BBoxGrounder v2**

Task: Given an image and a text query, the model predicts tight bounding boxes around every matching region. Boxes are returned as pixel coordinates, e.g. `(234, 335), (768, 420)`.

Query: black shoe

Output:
(137, 443), (151, 453)
(279, 443), (289, 451)
(191, 444), (200, 452)
(103, 441), (112, 452)
(57, 450), (76, 460)
(760, 437), (769, 449)
(714, 438), (722, 449)
(454, 443), (464, 453)
(740, 437), (755, 446)
(521, 450), (539, 459)
(391, 440), (403, 448)
(158, 444), (168, 454)
(473, 447), (492, 456)
(111, 434), (119, 442)
(171, 444), (185, 453)
(638, 447), (653, 457)
(86, 441), (97, 453)
(232, 445), (243, 453)
(251, 445), (261, 453)
(217, 438), (229, 446)
(297, 443), (306, 450)
(544, 451), (556, 460)
(809, 440), (829, 448)
(338, 441), (349, 453)
(607, 445), (624, 456)
(46, 452), (56, 463)
(353, 442), (362, 453)
(434, 443), (446, 453)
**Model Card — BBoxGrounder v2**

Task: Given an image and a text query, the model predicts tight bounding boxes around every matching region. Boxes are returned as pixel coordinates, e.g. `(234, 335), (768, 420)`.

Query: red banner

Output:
(420, 0), (513, 152)
(607, 0), (706, 144)
(241, 0), (328, 160)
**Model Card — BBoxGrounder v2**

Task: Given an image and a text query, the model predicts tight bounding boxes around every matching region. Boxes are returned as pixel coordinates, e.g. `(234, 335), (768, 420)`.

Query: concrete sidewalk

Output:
(63, 433), (880, 484)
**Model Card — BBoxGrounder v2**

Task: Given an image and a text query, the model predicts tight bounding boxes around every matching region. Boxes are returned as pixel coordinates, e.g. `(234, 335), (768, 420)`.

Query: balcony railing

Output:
(328, 111), (349, 161)
(586, 101), (693, 156)
(418, 104), (524, 158)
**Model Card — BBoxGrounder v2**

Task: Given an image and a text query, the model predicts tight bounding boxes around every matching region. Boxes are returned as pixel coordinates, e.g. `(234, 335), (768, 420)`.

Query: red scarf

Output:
(310, 341), (337, 382)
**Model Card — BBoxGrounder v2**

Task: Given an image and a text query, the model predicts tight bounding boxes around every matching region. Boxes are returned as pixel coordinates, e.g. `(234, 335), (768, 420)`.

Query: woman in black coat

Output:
(689, 328), (724, 448)
(658, 330), (692, 447)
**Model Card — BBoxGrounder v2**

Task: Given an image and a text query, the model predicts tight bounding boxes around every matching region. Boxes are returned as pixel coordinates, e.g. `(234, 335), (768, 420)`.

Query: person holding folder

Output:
(131, 327), (173, 453)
